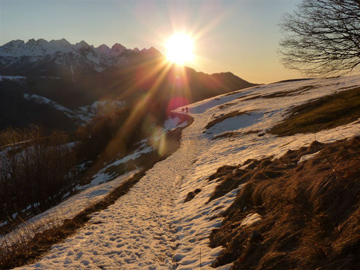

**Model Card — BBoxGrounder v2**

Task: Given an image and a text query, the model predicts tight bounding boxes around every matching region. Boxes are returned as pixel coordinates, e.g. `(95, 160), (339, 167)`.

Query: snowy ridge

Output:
(1, 39), (134, 58)
(23, 93), (126, 123)
(0, 39), (161, 73)
(24, 94), (74, 116)
(10, 75), (360, 269)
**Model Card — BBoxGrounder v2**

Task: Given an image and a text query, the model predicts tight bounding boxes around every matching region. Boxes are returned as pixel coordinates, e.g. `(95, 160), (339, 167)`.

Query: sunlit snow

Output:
(8, 74), (360, 270)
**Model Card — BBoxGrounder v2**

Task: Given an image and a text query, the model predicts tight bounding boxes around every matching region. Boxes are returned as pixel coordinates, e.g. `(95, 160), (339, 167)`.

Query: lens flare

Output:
(166, 97), (189, 117)
(150, 126), (168, 157)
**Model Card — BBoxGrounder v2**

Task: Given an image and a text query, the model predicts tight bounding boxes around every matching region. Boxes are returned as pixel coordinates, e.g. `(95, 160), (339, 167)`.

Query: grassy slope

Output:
(269, 86), (360, 136)
(207, 87), (360, 269)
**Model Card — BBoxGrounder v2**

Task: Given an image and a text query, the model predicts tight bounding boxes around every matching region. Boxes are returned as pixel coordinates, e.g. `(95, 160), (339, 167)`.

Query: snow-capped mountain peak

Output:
(0, 38), (163, 75)
(96, 44), (111, 55)
(74, 40), (92, 50)
(110, 43), (126, 56)
(0, 38), (75, 57)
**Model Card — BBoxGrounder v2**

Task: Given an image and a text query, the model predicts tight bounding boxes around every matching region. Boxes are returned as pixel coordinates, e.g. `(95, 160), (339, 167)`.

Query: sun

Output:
(166, 33), (194, 65)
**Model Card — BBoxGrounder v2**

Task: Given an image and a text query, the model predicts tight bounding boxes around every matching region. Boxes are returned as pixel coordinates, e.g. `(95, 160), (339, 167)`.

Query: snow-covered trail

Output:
(18, 115), (208, 269)
(15, 74), (360, 270)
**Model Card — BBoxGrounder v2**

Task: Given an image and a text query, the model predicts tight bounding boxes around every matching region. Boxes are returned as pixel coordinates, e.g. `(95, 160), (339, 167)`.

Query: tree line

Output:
(0, 127), (75, 223)
(0, 105), (156, 226)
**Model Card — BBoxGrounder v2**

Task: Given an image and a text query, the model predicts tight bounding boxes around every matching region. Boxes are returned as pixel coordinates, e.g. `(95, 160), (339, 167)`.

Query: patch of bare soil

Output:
(0, 114), (193, 270)
(218, 102), (237, 110)
(209, 136), (360, 270)
(212, 130), (261, 140)
(271, 78), (313, 84)
(234, 85), (315, 103)
(236, 94), (262, 102)
(212, 131), (241, 140)
(223, 86), (261, 97)
(262, 85), (316, 99)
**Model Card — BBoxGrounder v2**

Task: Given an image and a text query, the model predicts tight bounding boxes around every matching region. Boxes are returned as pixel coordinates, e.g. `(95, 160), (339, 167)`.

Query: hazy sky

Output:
(0, 0), (304, 83)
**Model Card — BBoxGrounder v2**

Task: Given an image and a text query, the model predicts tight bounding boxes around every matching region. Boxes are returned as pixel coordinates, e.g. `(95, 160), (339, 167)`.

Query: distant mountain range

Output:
(0, 39), (256, 133)
(0, 38), (160, 76)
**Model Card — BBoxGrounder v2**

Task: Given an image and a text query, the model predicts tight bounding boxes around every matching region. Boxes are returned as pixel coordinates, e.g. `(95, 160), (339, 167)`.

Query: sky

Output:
(0, 0), (304, 84)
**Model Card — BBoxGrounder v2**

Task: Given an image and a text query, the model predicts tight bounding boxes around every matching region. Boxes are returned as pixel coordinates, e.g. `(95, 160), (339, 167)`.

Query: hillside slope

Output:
(0, 39), (255, 133)
(3, 75), (360, 269)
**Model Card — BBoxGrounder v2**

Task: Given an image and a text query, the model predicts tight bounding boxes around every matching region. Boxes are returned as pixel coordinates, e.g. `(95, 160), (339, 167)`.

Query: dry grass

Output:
(262, 85), (316, 99)
(212, 130), (261, 140)
(212, 131), (242, 140)
(236, 94), (262, 102)
(209, 136), (360, 270)
(270, 78), (313, 84)
(218, 102), (237, 110)
(207, 165), (254, 203)
(269, 86), (360, 136)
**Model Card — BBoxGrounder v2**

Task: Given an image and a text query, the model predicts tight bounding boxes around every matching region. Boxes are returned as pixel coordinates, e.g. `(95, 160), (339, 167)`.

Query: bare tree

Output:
(279, 0), (360, 76)
(0, 127), (76, 222)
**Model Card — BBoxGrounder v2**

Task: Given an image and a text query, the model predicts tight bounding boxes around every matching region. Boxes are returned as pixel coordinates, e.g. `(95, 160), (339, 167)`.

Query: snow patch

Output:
(10, 74), (360, 270)
(24, 94), (73, 115)
(1, 171), (137, 248)
(241, 213), (262, 227)
(0, 75), (26, 81)
(298, 151), (321, 164)
(207, 112), (263, 136)
(87, 146), (153, 187)
(164, 116), (188, 131)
